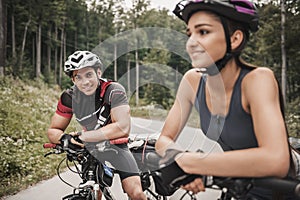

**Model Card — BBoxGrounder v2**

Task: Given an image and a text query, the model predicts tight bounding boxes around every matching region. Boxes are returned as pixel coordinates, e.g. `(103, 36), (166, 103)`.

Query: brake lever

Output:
(44, 152), (54, 157)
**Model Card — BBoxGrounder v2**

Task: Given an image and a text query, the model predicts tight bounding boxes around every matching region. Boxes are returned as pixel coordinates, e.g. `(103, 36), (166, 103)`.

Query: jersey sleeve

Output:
(55, 90), (73, 118)
(104, 82), (128, 108)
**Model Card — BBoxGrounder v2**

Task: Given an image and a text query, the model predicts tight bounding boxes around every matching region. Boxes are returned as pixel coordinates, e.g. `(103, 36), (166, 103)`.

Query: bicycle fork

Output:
(94, 183), (100, 200)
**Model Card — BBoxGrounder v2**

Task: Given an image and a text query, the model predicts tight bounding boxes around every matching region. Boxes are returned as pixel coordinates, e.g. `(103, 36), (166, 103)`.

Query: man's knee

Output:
(122, 176), (146, 200)
(130, 190), (146, 200)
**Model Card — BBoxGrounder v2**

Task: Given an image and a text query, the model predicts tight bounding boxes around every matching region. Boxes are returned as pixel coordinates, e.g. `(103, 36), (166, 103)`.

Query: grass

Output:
(0, 76), (76, 198)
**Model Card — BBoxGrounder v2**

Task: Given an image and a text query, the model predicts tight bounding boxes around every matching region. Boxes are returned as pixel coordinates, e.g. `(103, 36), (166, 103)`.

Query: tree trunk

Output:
(19, 18), (30, 75)
(36, 23), (42, 78)
(11, 11), (16, 59)
(75, 30), (77, 50)
(114, 42), (117, 81)
(127, 57), (131, 96)
(135, 49), (139, 106)
(64, 31), (66, 66)
(281, 0), (287, 106)
(54, 26), (58, 84)
(0, 0), (6, 77)
(47, 27), (51, 78)
(59, 27), (64, 86)
(32, 36), (35, 72)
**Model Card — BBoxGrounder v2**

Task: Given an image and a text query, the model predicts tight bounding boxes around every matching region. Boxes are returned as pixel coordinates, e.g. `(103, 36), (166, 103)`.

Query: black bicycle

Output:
(134, 139), (300, 200)
(44, 142), (116, 200)
(44, 137), (300, 200)
(43, 138), (167, 200)
(153, 148), (300, 200)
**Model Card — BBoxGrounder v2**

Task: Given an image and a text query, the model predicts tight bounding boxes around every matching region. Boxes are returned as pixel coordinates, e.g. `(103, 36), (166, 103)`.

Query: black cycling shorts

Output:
(89, 143), (140, 180)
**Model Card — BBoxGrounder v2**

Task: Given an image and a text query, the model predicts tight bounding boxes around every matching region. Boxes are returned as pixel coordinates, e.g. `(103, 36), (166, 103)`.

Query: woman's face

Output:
(186, 11), (227, 68)
(72, 67), (101, 96)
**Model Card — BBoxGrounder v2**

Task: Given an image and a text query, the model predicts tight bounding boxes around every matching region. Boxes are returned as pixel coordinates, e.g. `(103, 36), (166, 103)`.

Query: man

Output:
(47, 50), (146, 200)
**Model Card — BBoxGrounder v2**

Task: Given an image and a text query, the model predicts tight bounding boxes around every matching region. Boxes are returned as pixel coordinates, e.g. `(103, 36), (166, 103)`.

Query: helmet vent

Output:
(71, 55), (83, 63)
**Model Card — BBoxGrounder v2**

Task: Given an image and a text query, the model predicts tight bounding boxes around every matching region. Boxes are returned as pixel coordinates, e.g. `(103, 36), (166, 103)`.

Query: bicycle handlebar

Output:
(206, 176), (300, 198)
(43, 143), (57, 149)
(252, 177), (300, 197)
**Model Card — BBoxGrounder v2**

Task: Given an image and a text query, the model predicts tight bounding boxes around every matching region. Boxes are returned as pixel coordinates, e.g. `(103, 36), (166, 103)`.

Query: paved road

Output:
(3, 117), (222, 200)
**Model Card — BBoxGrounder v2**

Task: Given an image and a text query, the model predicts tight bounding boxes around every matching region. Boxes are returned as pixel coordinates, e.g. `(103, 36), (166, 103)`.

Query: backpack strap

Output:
(99, 78), (113, 101)
(98, 78), (129, 145)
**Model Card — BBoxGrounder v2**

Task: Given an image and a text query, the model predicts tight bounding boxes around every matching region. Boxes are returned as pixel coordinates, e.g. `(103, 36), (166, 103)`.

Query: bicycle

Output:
(43, 142), (115, 200)
(154, 149), (300, 200)
(44, 137), (300, 200)
(43, 137), (167, 200)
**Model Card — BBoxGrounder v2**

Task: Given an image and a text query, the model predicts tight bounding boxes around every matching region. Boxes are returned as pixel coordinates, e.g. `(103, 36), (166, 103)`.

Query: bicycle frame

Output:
(43, 143), (114, 200)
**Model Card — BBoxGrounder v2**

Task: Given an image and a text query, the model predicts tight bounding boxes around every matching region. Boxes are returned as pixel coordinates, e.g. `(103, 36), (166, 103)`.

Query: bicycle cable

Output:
(179, 191), (197, 200)
(57, 157), (78, 189)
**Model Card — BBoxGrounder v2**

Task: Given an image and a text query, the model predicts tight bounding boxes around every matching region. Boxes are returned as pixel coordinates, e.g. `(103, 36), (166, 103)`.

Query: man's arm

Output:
(79, 104), (131, 142)
(47, 113), (72, 144)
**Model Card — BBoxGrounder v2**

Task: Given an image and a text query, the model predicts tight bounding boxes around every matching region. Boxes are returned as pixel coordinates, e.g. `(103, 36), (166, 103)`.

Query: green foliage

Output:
(0, 76), (77, 197)
(244, 2), (300, 103)
(286, 97), (300, 137)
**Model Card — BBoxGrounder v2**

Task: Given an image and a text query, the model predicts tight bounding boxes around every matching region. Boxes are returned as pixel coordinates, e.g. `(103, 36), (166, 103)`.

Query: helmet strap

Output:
(204, 16), (233, 76)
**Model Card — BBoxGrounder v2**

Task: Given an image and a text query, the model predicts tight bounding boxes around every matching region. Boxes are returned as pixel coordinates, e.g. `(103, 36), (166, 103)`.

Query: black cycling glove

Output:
(60, 133), (83, 151)
(158, 148), (201, 189)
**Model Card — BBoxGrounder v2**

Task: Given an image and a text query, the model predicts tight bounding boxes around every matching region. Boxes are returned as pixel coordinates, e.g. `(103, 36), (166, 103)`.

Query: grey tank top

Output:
(195, 68), (258, 151)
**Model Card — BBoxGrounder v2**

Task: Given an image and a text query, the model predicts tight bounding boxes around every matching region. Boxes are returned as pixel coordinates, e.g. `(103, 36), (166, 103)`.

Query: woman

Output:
(155, 1), (293, 199)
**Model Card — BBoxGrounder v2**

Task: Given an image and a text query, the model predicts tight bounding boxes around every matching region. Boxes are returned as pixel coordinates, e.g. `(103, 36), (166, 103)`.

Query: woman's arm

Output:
(156, 69), (201, 156)
(176, 68), (290, 178)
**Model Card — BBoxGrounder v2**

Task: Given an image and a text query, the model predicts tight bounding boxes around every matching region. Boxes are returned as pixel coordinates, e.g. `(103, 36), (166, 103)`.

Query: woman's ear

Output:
(231, 30), (244, 51)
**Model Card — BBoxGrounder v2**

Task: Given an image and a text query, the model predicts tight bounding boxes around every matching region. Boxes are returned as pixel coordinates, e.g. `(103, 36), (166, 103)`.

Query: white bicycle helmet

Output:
(64, 51), (102, 77)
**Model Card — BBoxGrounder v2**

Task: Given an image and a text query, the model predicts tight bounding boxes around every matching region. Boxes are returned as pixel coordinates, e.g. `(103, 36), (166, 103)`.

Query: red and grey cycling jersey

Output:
(55, 78), (128, 131)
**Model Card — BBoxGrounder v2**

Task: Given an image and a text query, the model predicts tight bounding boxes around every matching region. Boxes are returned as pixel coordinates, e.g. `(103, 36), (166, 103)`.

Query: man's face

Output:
(72, 67), (101, 96)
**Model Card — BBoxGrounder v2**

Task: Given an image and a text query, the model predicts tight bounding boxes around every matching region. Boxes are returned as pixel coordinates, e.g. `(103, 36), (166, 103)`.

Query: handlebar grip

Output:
(109, 138), (129, 145)
(253, 178), (300, 197)
(43, 143), (57, 148)
(145, 152), (161, 164)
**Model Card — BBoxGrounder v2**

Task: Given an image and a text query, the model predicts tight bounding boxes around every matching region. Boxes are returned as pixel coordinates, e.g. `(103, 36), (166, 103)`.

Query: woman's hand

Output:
(181, 177), (206, 194)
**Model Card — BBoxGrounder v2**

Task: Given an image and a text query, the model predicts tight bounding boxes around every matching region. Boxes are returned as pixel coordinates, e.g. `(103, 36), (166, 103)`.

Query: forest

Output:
(0, 0), (299, 197)
(0, 0), (299, 133)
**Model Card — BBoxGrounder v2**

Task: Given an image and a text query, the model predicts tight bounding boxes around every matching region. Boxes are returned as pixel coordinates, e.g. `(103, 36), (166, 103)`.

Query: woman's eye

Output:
(200, 30), (209, 35)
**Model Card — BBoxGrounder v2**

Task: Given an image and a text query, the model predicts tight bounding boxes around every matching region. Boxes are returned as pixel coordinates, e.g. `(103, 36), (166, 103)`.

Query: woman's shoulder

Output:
(243, 67), (276, 88)
(244, 67), (275, 80)
(243, 67), (278, 100)
(177, 68), (203, 102)
(183, 68), (202, 83)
